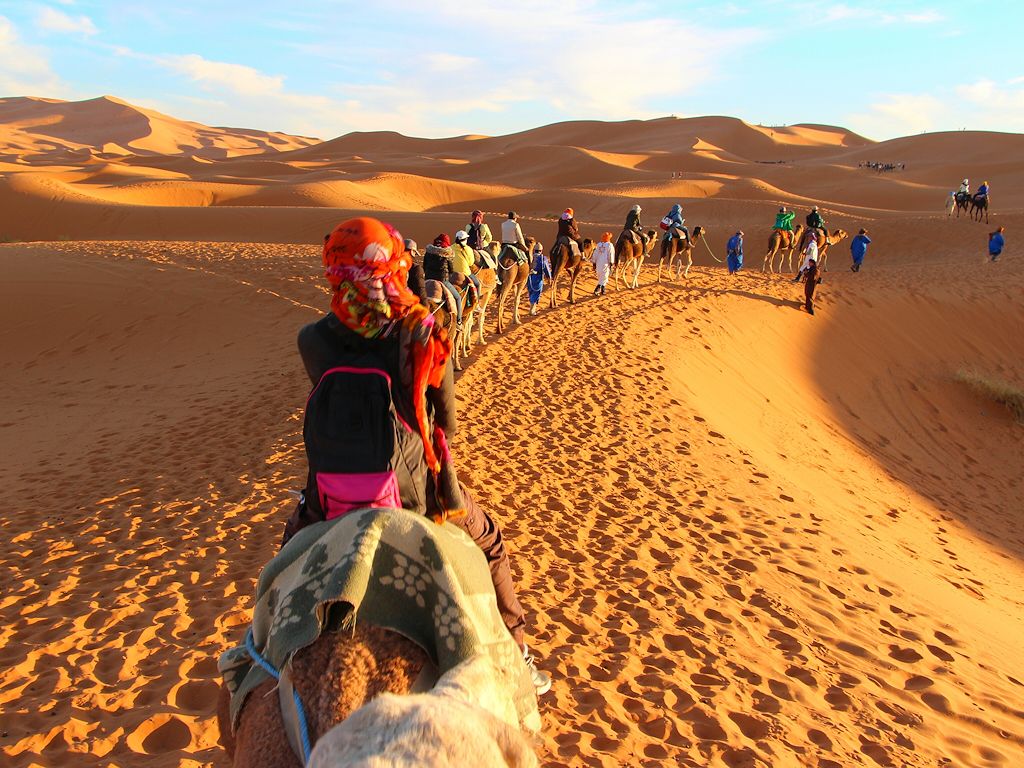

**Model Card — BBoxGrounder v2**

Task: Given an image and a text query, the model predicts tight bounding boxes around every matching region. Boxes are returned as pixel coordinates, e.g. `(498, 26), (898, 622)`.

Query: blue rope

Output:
(245, 628), (313, 764)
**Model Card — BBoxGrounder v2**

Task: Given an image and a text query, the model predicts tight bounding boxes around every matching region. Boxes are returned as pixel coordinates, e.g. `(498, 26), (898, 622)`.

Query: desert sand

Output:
(1, 97), (1023, 768)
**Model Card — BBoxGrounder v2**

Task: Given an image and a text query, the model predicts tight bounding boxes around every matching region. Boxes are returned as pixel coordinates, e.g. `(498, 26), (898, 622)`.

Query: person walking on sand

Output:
(726, 231), (744, 275)
(803, 257), (822, 315)
(850, 228), (871, 272)
(989, 226), (1005, 262)
(945, 191), (957, 217)
(527, 242), (552, 315)
(795, 230), (819, 281)
(286, 216), (550, 694)
(464, 210), (493, 250)
(591, 232), (615, 295)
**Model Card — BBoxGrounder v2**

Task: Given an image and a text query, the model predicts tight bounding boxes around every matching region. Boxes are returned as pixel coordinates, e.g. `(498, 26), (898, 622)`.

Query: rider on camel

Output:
(423, 234), (464, 327)
(464, 210), (493, 250)
(451, 230), (482, 306)
(556, 208), (584, 258)
(806, 205), (825, 237)
(975, 181), (990, 203)
(624, 204), (645, 245)
(959, 178), (971, 197)
(774, 206), (795, 232)
(662, 204), (688, 244)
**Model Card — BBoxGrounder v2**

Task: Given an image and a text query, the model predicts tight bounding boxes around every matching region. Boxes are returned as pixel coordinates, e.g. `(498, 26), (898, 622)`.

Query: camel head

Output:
(525, 235), (538, 254)
(831, 229), (848, 243)
(644, 229), (657, 254)
(691, 225), (705, 241)
(582, 238), (595, 256)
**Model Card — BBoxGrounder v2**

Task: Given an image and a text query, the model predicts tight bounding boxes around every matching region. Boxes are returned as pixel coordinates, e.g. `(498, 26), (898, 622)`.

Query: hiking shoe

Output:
(523, 648), (551, 695)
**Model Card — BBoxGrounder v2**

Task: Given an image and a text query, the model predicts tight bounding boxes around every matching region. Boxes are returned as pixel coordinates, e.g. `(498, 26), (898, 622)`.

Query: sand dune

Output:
(1, 96), (1023, 768)
(2, 96), (1021, 245)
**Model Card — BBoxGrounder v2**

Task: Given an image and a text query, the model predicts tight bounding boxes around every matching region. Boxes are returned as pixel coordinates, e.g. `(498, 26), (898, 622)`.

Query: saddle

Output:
(774, 229), (793, 248)
(556, 236), (581, 259)
(499, 244), (529, 265)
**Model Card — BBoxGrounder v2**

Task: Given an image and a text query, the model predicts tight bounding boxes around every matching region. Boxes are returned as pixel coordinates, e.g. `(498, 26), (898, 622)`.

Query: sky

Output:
(1, 0), (1022, 142)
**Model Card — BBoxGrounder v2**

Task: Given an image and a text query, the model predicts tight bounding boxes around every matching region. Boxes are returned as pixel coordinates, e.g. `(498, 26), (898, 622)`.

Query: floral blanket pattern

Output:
(219, 507), (540, 733)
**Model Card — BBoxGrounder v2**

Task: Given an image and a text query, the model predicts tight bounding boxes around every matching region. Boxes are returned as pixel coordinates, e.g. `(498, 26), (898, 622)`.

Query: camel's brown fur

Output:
(816, 229), (848, 271)
(656, 226), (705, 282)
(495, 236), (536, 334)
(762, 224), (805, 274)
(218, 624), (429, 768)
(614, 229), (655, 290)
(468, 246), (499, 349)
(548, 238), (595, 307)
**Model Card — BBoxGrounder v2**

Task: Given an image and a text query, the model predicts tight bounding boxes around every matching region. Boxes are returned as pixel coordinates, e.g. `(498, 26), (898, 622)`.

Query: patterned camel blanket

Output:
(219, 507), (540, 733)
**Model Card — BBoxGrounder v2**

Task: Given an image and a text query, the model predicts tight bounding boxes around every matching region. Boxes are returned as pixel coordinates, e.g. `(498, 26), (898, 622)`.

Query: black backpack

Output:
(302, 344), (428, 520)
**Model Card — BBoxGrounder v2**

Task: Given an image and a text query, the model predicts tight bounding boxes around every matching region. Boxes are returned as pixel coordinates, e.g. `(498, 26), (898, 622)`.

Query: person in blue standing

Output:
(850, 228), (871, 272)
(527, 242), (552, 315)
(989, 226), (1005, 262)
(726, 231), (744, 275)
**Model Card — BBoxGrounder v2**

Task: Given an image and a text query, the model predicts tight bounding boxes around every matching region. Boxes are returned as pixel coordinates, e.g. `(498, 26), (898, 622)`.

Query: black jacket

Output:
(624, 210), (643, 235)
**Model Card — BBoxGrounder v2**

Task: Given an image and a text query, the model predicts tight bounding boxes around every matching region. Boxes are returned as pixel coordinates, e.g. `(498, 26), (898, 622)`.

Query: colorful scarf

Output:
(471, 210), (483, 225)
(323, 217), (419, 338)
(322, 218), (463, 521)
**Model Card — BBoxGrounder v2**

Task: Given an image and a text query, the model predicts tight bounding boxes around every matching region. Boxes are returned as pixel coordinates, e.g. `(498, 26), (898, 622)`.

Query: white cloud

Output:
(846, 79), (1024, 138)
(817, 3), (943, 25)
(0, 16), (66, 96)
(159, 54), (285, 97)
(35, 7), (97, 36)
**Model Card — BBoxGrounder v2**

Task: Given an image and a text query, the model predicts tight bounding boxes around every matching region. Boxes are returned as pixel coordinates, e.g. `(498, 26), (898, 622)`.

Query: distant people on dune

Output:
(726, 231), (744, 274)
(989, 227), (1005, 262)
(859, 161), (905, 172)
(850, 229), (871, 272)
(591, 232), (615, 295)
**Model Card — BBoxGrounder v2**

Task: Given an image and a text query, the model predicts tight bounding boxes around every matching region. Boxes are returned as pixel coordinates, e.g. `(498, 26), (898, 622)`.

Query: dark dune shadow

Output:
(808, 280), (1024, 560)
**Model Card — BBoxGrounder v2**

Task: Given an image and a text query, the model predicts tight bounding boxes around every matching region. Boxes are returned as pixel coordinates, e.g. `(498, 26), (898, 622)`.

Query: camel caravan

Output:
(213, 202), (865, 767)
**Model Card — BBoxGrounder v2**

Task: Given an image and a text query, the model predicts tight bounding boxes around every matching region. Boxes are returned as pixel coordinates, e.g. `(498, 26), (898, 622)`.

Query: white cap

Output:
(454, 230), (468, 242)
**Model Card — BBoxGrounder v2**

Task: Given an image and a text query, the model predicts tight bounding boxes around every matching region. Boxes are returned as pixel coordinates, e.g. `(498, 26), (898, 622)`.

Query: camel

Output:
(218, 625), (429, 768)
(762, 224), (806, 274)
(548, 238), (595, 307)
(466, 245), (499, 349)
(424, 278), (471, 371)
(307, 655), (538, 767)
(494, 237), (536, 334)
(810, 229), (848, 272)
(656, 226), (706, 282)
(614, 229), (656, 290)
(954, 191), (972, 218)
(970, 194), (990, 223)
(217, 507), (540, 767)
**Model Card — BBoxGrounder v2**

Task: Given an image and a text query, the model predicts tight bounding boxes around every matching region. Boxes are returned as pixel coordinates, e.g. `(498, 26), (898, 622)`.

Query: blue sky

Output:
(1, 0), (1022, 141)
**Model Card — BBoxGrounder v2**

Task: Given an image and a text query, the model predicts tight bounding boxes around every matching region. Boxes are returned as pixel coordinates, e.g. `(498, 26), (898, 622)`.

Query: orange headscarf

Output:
(322, 216), (463, 521)
(600, 232), (613, 243)
(323, 217), (419, 337)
